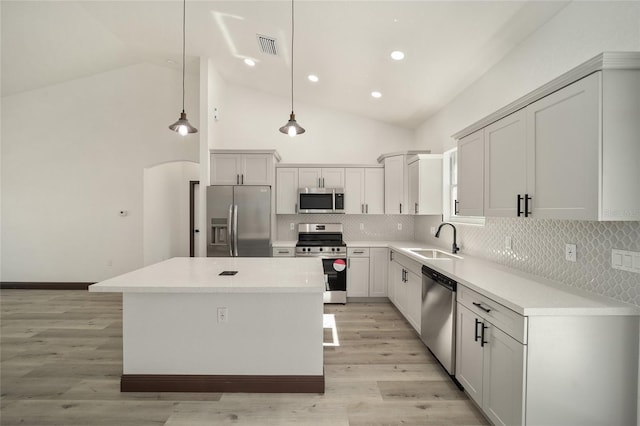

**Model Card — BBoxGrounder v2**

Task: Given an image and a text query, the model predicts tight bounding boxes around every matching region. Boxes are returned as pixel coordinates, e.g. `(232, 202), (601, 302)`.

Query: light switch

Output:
(612, 253), (623, 267)
(611, 249), (640, 274)
(623, 255), (633, 268)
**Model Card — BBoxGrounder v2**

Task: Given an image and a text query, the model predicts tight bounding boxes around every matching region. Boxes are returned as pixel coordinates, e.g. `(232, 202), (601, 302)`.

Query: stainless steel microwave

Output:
(298, 188), (345, 214)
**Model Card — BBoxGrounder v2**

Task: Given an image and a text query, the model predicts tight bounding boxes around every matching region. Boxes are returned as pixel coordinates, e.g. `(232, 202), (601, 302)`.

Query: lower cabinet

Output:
(456, 302), (525, 426)
(388, 251), (421, 334)
(271, 246), (294, 257)
(456, 283), (638, 425)
(347, 247), (388, 298)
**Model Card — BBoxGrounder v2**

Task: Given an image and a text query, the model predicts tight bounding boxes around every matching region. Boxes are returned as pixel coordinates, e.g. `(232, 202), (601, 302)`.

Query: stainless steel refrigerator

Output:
(206, 185), (272, 257)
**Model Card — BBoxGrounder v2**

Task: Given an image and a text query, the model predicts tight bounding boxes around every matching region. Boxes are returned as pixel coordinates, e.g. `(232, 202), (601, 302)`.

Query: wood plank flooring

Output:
(0, 290), (488, 425)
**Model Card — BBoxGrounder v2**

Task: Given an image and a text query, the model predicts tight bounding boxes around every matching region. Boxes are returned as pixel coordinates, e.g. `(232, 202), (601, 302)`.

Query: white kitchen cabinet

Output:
(455, 54), (640, 221)
(347, 252), (370, 298)
(344, 167), (384, 214)
(298, 167), (344, 189)
(276, 167), (298, 214)
(369, 248), (388, 297)
(457, 129), (484, 216)
(483, 110), (527, 217)
(407, 154), (443, 215)
(210, 152), (278, 186)
(456, 287), (526, 426)
(383, 155), (407, 214)
(271, 247), (295, 257)
(388, 251), (421, 333)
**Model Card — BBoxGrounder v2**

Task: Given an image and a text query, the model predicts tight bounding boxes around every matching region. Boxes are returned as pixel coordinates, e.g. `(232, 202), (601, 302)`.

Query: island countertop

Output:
(89, 257), (325, 294)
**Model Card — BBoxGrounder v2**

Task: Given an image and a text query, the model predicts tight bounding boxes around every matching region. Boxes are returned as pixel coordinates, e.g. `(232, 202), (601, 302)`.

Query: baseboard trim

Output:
(121, 374), (325, 394)
(0, 282), (93, 290)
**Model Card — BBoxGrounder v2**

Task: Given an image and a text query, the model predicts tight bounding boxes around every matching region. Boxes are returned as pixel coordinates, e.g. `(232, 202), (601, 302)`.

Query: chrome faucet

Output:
(435, 222), (459, 254)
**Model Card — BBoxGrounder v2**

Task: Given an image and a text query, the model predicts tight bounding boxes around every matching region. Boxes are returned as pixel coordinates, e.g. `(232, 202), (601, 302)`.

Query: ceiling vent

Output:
(257, 34), (278, 56)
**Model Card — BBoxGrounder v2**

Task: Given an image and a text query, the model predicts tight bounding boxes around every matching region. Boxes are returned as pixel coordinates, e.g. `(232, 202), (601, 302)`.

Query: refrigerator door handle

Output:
(227, 205), (234, 256)
(233, 205), (239, 256)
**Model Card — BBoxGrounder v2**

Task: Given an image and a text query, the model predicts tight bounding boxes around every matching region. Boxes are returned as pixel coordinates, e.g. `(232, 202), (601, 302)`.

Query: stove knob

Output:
(302, 248), (307, 252)
(331, 247), (336, 252)
(319, 248), (323, 252)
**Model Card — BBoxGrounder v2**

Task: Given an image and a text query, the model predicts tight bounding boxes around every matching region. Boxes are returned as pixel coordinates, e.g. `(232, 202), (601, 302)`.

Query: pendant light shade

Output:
(279, 0), (305, 137)
(169, 0), (198, 135)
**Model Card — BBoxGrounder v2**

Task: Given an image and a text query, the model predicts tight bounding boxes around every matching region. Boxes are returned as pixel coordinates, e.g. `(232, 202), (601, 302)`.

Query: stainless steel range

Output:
(295, 224), (347, 304)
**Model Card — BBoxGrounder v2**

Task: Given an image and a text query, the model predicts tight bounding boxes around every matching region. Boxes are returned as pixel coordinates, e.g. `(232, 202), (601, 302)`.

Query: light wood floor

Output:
(1, 290), (488, 425)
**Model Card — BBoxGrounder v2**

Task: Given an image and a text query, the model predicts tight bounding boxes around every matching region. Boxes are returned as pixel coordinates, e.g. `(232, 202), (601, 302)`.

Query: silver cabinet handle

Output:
(415, 203), (418, 214)
(366, 204), (368, 214)
(399, 203), (403, 214)
(241, 174), (244, 185)
(236, 174), (239, 185)
(361, 204), (364, 214)
(295, 203), (298, 213)
(277, 250), (289, 254)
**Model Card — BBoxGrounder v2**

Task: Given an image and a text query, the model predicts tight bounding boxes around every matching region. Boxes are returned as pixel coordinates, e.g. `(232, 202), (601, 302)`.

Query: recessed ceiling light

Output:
(244, 58), (256, 67)
(390, 51), (405, 61)
(371, 91), (382, 99)
(308, 74), (319, 83)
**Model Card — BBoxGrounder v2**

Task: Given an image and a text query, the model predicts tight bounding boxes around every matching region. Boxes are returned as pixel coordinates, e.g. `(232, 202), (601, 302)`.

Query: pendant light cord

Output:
(290, 0), (294, 113)
(181, 0), (186, 113)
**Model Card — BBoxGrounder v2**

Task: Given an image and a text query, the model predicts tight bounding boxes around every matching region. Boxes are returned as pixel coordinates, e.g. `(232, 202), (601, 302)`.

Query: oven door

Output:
(321, 258), (347, 292)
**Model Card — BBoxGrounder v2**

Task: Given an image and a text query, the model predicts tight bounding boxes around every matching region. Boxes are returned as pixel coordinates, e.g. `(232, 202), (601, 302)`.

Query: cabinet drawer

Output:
(458, 285), (527, 344)
(272, 247), (294, 257)
(347, 247), (370, 257)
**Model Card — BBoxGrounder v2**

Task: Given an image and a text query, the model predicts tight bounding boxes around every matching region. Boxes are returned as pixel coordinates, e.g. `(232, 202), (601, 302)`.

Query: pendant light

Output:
(279, 0), (305, 137)
(169, 0), (198, 135)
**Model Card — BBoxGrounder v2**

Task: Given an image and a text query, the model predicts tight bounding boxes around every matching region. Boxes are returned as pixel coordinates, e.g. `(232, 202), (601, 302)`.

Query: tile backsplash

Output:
(276, 215), (414, 242)
(415, 216), (640, 307)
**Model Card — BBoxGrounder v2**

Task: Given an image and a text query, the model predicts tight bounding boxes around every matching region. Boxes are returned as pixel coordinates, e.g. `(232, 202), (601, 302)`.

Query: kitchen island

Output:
(89, 257), (325, 393)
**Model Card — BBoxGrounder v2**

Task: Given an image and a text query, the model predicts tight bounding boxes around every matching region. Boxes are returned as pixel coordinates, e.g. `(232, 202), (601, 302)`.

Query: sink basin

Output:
(408, 248), (463, 260)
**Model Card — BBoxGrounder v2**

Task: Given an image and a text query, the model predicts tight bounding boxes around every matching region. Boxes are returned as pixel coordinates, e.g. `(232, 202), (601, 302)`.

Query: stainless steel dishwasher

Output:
(420, 265), (457, 376)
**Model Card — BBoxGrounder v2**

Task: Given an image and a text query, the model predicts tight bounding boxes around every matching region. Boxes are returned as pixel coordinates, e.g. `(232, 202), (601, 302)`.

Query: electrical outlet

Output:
(359, 223), (364, 230)
(290, 223), (295, 231)
(217, 307), (228, 323)
(565, 244), (577, 262)
(505, 236), (512, 250)
(430, 227), (436, 235)
(397, 223), (402, 231)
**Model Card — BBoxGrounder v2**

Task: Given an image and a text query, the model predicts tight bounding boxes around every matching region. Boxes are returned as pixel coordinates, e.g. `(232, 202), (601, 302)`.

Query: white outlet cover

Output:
(565, 244), (577, 262)
(397, 223), (402, 231)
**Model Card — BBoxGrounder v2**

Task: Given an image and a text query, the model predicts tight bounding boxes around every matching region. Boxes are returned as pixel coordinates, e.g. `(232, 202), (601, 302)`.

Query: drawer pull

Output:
(473, 302), (492, 313)
(278, 250), (289, 254)
(354, 250), (364, 254)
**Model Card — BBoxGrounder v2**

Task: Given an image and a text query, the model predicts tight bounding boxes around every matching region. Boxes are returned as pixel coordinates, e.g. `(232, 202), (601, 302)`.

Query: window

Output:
(442, 147), (485, 225)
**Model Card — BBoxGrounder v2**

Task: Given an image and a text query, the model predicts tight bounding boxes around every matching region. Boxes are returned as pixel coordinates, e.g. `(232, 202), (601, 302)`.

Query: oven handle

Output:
(295, 254), (347, 260)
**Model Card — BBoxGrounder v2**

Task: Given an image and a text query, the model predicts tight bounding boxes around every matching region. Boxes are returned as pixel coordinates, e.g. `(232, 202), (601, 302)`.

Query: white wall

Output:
(143, 161), (199, 266)
(415, 1), (640, 153)
(1, 62), (200, 282)
(216, 83), (415, 164)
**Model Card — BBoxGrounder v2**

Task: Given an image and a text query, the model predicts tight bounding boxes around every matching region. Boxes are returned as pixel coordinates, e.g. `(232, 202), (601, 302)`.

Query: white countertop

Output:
(387, 244), (639, 317)
(89, 257), (325, 294)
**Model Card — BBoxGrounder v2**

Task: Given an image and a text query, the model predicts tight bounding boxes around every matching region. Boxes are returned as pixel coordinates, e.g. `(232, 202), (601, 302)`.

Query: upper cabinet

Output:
(457, 130), (485, 216)
(383, 155), (407, 215)
(344, 167), (384, 214)
(210, 150), (280, 186)
(275, 167), (299, 214)
(454, 52), (640, 221)
(407, 154), (443, 215)
(298, 167), (345, 189)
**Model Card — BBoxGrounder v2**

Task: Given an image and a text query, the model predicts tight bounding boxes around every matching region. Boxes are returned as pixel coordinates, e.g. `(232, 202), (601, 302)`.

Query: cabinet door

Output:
(369, 248), (388, 297)
(387, 257), (401, 305)
(482, 324), (526, 426)
(276, 168), (299, 214)
(405, 269), (422, 333)
(298, 168), (322, 188)
(242, 154), (272, 185)
(384, 155), (406, 214)
(211, 154), (241, 185)
(395, 268), (408, 316)
(484, 110), (527, 217)
(457, 130), (485, 216)
(408, 160), (420, 214)
(455, 303), (484, 406)
(322, 168), (345, 188)
(347, 257), (370, 297)
(344, 168), (365, 214)
(364, 168), (384, 214)
(526, 72), (600, 220)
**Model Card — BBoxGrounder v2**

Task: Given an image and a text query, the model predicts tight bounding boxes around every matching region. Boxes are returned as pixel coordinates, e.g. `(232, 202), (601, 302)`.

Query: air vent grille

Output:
(257, 34), (278, 56)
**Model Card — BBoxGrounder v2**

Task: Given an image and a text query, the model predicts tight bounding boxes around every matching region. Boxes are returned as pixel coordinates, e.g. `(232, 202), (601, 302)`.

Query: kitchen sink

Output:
(408, 248), (463, 260)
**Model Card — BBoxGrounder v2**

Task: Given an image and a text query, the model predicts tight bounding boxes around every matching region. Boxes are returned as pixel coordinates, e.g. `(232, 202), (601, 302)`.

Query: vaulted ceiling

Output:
(1, 1), (569, 128)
